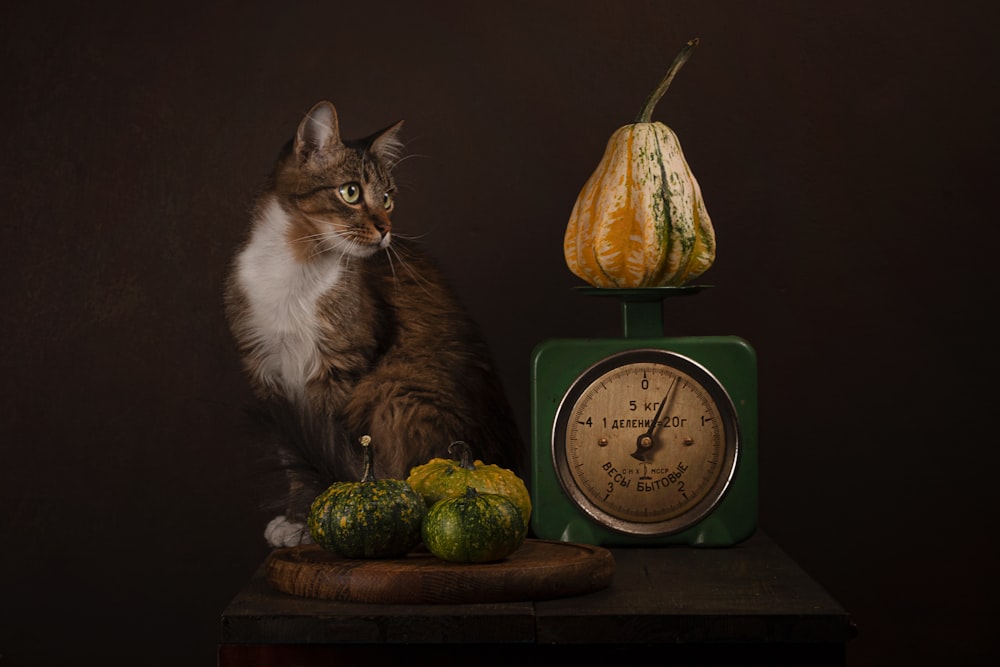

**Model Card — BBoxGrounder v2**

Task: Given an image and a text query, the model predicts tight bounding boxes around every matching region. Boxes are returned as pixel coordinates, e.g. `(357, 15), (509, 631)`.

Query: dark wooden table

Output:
(219, 531), (854, 666)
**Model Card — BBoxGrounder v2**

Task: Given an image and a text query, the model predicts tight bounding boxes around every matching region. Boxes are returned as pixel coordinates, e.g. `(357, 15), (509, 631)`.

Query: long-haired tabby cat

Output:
(225, 101), (524, 547)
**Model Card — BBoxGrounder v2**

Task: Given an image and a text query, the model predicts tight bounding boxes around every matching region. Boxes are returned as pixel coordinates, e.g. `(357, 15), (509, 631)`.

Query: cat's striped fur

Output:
(225, 101), (523, 546)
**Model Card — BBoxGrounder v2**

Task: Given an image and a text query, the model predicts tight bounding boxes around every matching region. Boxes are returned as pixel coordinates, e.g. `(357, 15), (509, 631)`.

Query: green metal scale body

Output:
(530, 287), (758, 547)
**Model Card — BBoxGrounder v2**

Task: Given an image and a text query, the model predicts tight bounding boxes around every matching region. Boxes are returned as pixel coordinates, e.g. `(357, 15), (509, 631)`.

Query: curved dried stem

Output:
(635, 38), (700, 124)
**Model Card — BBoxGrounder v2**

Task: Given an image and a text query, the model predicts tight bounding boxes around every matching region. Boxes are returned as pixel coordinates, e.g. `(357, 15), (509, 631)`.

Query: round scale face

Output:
(552, 349), (740, 536)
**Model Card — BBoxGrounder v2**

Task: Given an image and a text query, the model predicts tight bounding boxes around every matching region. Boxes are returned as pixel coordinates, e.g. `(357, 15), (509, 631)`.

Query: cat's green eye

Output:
(339, 183), (362, 204)
(383, 192), (393, 211)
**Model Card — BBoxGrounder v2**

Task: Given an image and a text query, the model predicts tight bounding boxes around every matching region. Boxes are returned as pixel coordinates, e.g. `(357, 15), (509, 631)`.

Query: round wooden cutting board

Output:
(265, 539), (615, 604)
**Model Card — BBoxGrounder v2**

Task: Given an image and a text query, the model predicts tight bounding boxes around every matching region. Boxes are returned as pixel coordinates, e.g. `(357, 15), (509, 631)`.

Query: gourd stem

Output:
(448, 440), (476, 470)
(359, 435), (376, 483)
(634, 38), (699, 124)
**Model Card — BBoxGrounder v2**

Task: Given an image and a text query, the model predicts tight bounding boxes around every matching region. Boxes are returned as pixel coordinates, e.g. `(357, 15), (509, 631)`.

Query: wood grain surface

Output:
(265, 539), (615, 604)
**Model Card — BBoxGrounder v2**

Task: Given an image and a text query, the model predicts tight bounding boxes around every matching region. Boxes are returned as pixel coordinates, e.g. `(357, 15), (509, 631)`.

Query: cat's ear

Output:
(369, 120), (405, 168)
(295, 101), (343, 162)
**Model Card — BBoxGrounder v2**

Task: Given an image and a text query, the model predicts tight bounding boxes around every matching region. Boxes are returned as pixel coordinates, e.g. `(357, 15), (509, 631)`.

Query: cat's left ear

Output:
(295, 101), (343, 162)
(369, 120), (405, 167)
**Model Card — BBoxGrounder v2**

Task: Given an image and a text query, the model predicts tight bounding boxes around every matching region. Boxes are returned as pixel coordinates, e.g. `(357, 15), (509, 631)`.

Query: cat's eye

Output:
(339, 183), (362, 204)
(383, 192), (394, 211)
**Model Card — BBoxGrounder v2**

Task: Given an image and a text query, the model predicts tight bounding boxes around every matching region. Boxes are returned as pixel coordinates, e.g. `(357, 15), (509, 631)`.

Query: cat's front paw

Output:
(264, 515), (313, 547)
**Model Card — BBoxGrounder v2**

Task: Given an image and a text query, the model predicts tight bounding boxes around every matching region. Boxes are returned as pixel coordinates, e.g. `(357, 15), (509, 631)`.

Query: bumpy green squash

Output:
(564, 38), (715, 288)
(421, 487), (526, 563)
(308, 435), (426, 558)
(407, 441), (531, 535)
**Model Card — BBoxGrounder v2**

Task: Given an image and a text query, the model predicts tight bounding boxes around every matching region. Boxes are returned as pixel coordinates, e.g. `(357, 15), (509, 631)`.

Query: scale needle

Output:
(631, 377), (677, 461)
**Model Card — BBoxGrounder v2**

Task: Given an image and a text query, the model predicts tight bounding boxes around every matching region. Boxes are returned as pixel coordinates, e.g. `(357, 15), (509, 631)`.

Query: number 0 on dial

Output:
(552, 349), (741, 537)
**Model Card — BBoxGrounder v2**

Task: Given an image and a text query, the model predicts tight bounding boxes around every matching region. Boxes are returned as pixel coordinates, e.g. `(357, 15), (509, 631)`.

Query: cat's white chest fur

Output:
(234, 196), (341, 398)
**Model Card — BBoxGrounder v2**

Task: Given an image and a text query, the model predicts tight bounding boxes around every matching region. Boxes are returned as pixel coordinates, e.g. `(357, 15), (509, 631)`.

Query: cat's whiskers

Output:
(306, 242), (336, 262)
(391, 230), (431, 242)
(290, 232), (339, 262)
(384, 244), (436, 298)
(292, 231), (334, 245)
(382, 245), (400, 285)
(299, 214), (352, 234)
(292, 215), (363, 261)
(385, 152), (429, 172)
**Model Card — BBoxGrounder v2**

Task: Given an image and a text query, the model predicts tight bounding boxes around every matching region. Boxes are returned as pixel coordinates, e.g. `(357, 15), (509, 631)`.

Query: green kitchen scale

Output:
(530, 286), (757, 547)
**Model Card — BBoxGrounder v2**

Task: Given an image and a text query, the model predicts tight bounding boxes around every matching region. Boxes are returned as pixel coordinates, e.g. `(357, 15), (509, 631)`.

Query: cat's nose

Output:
(374, 216), (392, 247)
(373, 213), (391, 240)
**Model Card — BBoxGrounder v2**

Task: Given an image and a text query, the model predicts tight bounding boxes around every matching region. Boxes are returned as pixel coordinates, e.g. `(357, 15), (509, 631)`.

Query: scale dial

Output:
(552, 348), (740, 537)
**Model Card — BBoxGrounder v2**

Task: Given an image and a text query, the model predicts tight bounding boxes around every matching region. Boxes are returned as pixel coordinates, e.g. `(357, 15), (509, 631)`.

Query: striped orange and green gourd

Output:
(421, 487), (526, 563)
(307, 435), (426, 558)
(564, 38), (715, 288)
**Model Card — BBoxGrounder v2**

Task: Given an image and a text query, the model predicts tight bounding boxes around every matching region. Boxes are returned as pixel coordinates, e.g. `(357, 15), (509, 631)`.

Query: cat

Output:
(225, 100), (525, 547)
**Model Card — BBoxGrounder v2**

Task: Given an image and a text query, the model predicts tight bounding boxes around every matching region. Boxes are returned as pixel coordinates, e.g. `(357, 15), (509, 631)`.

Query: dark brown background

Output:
(2, 1), (997, 664)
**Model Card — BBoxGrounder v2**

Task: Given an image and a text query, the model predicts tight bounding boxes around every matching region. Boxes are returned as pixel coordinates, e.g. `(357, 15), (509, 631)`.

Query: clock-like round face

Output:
(552, 349), (740, 536)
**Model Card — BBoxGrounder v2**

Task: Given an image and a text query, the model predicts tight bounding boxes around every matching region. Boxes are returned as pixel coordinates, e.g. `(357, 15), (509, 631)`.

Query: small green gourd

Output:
(307, 435), (426, 558)
(421, 487), (526, 563)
